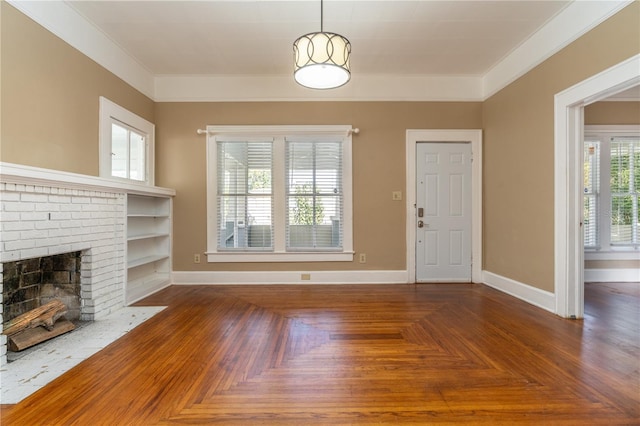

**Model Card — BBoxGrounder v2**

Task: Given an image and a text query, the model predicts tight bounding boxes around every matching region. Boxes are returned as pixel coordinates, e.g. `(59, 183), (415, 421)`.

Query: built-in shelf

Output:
(127, 254), (170, 269)
(127, 233), (170, 242)
(126, 194), (172, 304)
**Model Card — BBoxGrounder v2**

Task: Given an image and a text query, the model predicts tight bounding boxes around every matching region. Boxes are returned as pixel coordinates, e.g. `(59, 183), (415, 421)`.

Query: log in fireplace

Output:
(2, 251), (82, 328)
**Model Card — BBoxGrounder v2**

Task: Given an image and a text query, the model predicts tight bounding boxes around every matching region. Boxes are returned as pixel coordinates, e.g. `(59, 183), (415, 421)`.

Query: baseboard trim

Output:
(584, 268), (640, 282)
(172, 270), (410, 285)
(482, 271), (556, 313)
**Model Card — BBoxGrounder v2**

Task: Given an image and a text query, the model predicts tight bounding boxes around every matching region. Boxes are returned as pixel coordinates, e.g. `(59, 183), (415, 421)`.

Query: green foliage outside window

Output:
(292, 184), (324, 225)
(610, 147), (639, 226)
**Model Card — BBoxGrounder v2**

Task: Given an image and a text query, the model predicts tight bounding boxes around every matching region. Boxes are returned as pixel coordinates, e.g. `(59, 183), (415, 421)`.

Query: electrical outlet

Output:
(359, 253), (367, 263)
(194, 253), (201, 264)
(301, 273), (311, 280)
(392, 191), (402, 201)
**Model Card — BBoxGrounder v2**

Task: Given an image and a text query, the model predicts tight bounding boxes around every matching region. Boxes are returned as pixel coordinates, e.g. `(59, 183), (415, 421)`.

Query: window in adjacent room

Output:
(99, 97), (155, 185)
(205, 125), (353, 262)
(583, 126), (639, 252)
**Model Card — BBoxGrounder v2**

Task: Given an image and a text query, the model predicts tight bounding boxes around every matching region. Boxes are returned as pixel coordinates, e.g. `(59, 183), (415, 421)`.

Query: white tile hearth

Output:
(0, 306), (166, 404)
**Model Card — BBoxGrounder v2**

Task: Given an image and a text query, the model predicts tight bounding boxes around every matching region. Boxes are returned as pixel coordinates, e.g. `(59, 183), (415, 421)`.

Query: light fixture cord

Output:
(320, 0), (324, 32)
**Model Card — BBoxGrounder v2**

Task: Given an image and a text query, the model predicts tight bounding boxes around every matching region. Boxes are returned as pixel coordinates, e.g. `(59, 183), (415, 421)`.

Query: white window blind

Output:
(610, 138), (639, 246)
(583, 140), (599, 248)
(217, 141), (273, 250)
(285, 139), (343, 251)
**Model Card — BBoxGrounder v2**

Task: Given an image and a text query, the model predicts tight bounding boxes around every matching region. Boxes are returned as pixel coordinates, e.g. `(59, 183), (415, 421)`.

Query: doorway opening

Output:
(554, 54), (639, 318)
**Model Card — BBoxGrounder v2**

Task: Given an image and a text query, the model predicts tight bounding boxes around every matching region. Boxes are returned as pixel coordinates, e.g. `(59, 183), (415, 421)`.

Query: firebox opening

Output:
(2, 251), (83, 329)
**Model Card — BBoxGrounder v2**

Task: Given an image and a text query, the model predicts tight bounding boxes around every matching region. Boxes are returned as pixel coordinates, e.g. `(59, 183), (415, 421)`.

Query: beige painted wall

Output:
(585, 101), (640, 125)
(483, 2), (640, 292)
(155, 102), (482, 271)
(0, 2), (154, 176)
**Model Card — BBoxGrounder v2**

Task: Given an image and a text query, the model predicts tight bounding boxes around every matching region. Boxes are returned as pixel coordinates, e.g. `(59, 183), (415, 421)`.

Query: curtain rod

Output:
(196, 128), (360, 136)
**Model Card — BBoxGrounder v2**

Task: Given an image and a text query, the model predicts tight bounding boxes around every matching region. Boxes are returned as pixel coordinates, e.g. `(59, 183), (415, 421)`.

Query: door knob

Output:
(418, 220), (424, 228)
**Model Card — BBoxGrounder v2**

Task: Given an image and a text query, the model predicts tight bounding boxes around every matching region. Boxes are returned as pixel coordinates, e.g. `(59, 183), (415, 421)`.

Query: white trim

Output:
(154, 74), (482, 103)
(554, 54), (640, 319)
(482, 271), (556, 313)
(584, 251), (640, 261)
(482, 0), (632, 99)
(584, 268), (640, 283)
(0, 162), (175, 197)
(9, 0), (632, 102)
(204, 252), (354, 263)
(172, 270), (409, 285)
(7, 0), (154, 99)
(203, 125), (354, 138)
(205, 125), (353, 262)
(99, 97), (156, 186)
(406, 130), (483, 284)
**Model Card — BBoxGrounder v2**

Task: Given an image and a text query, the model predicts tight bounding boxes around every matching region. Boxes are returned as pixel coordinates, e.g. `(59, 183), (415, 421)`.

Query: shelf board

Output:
(126, 274), (171, 305)
(127, 214), (170, 218)
(127, 233), (170, 241)
(127, 254), (170, 269)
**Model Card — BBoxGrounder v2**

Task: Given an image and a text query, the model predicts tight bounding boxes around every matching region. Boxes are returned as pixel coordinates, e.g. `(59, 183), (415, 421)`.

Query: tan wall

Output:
(482, 2), (640, 292)
(155, 102), (482, 271)
(0, 2), (154, 176)
(585, 101), (640, 125)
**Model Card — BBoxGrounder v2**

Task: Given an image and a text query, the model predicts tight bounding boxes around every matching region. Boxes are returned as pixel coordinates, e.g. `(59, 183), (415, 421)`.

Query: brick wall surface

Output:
(0, 182), (126, 365)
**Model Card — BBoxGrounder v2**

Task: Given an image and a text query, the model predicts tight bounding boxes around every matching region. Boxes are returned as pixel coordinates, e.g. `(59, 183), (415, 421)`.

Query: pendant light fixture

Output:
(293, 0), (351, 89)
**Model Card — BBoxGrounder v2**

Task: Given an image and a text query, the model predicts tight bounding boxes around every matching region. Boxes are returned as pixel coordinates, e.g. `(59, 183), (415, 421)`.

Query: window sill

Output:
(206, 251), (354, 263)
(584, 249), (640, 261)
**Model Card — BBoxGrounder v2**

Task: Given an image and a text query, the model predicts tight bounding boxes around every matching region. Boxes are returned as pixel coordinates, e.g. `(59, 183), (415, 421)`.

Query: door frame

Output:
(406, 130), (483, 284)
(554, 54), (639, 318)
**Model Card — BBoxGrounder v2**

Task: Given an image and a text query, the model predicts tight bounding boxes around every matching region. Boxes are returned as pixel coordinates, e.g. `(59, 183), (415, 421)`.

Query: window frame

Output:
(584, 125), (640, 259)
(99, 96), (155, 185)
(205, 125), (354, 262)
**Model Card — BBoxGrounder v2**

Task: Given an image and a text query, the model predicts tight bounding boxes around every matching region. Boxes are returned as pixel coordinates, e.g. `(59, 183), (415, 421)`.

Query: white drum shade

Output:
(293, 32), (351, 90)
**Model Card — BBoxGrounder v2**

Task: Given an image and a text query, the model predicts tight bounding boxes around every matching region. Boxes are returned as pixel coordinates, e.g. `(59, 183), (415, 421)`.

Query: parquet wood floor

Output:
(1, 282), (638, 425)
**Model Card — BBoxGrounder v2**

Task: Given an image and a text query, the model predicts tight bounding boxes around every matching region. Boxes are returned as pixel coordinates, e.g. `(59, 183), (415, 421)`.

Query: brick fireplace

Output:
(0, 168), (128, 365)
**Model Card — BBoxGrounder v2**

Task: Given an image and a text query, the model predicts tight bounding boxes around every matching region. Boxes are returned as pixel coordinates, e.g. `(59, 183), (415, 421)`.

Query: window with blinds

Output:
(205, 125), (353, 262)
(583, 128), (640, 252)
(217, 141), (273, 250)
(583, 141), (599, 248)
(286, 139), (343, 250)
(610, 138), (639, 246)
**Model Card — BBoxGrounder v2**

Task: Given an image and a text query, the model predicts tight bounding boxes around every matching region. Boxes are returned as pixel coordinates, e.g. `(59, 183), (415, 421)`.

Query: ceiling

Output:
(12, 0), (632, 101)
(66, 0), (571, 77)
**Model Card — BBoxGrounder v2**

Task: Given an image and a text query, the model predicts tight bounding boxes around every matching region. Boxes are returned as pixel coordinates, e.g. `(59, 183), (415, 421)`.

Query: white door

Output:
(416, 142), (472, 282)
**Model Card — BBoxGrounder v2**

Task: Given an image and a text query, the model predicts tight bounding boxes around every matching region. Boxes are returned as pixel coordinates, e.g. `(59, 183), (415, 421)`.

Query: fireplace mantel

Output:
(0, 162), (175, 197)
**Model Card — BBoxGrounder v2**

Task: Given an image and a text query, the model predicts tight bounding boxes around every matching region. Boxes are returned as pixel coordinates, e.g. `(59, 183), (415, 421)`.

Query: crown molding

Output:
(7, 0), (155, 99)
(153, 74), (482, 102)
(482, 0), (633, 100)
(7, 0), (634, 102)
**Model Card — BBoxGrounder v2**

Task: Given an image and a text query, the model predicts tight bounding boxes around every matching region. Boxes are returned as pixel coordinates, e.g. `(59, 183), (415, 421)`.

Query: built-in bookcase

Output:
(126, 194), (172, 304)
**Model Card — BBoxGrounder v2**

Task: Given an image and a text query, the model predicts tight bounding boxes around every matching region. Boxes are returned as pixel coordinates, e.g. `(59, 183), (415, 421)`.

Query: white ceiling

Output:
(66, 0), (571, 77)
(11, 0), (633, 101)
